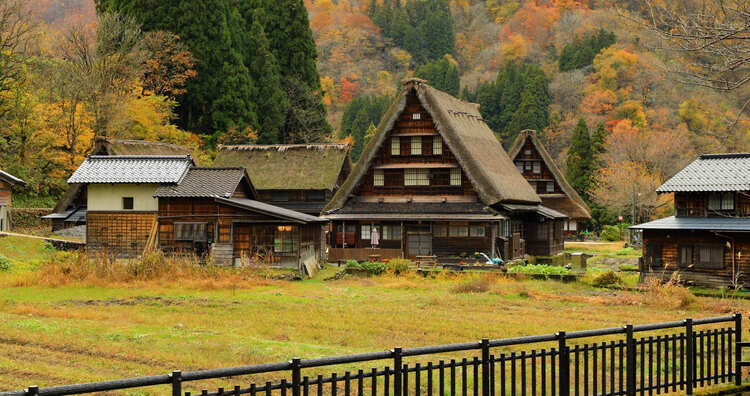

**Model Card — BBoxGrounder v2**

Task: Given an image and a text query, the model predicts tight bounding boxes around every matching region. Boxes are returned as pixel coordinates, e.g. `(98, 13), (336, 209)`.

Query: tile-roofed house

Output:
(508, 130), (591, 236)
(48, 138), (197, 230)
(213, 143), (351, 215)
(69, 155), (195, 257)
(322, 78), (565, 262)
(0, 170), (25, 231)
(631, 153), (750, 288)
(155, 167), (325, 272)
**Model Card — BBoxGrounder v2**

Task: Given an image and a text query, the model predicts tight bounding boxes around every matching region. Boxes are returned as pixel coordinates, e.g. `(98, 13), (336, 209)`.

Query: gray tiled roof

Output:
(67, 155), (193, 184)
(657, 153), (750, 192)
(0, 170), (25, 186)
(154, 167), (248, 198)
(216, 197), (325, 223)
(630, 216), (750, 231)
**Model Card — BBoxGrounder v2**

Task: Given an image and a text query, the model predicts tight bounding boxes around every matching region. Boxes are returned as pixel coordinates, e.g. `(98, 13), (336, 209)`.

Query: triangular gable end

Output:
(508, 130), (591, 220)
(325, 79), (539, 212)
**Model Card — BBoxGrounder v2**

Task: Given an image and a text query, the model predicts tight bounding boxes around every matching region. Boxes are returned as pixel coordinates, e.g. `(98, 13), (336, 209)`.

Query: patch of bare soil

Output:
(60, 296), (241, 308)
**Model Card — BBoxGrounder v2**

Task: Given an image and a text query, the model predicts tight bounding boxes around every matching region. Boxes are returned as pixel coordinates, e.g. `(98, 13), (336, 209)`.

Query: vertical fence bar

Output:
(292, 359), (301, 396)
(626, 325), (636, 396)
(171, 370), (182, 396)
(685, 319), (694, 395)
(558, 332), (570, 396)
(481, 339), (490, 396)
(735, 313), (743, 386)
(394, 348), (403, 396)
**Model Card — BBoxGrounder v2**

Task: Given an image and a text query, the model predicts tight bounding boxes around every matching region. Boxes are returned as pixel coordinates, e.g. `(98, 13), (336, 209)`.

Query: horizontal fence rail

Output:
(1, 314), (744, 396)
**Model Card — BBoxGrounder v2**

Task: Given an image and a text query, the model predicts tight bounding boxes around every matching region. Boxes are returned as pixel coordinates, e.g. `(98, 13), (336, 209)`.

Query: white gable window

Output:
(411, 136), (422, 155)
(412, 113), (421, 120)
(533, 161), (541, 174)
(524, 149), (532, 155)
(546, 181), (554, 193)
(405, 168), (429, 186)
(391, 137), (400, 156)
(374, 169), (384, 187)
(450, 168), (461, 186)
(432, 135), (442, 155)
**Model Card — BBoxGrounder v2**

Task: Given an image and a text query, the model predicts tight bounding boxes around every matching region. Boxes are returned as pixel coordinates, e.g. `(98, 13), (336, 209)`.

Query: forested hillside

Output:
(10, 0), (750, 229)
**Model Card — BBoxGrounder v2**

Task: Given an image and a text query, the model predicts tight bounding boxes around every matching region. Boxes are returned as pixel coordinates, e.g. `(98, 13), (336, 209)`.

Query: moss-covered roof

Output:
(96, 137), (194, 156)
(213, 144), (351, 191)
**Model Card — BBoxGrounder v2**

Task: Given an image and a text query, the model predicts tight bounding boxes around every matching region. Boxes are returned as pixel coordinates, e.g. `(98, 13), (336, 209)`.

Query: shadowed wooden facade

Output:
(0, 170), (26, 231)
(324, 79), (564, 261)
(632, 153), (750, 288)
(87, 212), (157, 257)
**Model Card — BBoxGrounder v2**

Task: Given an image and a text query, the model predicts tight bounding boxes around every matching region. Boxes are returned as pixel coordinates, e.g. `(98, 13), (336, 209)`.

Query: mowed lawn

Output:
(0, 237), (748, 393)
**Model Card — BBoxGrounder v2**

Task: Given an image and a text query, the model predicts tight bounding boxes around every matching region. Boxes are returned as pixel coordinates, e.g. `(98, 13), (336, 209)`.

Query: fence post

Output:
(685, 319), (694, 395)
(625, 324), (636, 396)
(393, 347), (403, 396)
(26, 386), (39, 396)
(557, 332), (570, 396)
(171, 370), (182, 396)
(292, 358), (302, 396)
(481, 339), (490, 396)
(735, 313), (743, 386)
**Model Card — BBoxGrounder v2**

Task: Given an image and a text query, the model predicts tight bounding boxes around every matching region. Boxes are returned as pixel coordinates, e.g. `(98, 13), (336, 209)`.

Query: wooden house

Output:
(508, 130), (591, 236)
(154, 167), (325, 271)
(67, 155), (195, 257)
(0, 170), (26, 231)
(322, 78), (566, 262)
(213, 144), (351, 215)
(45, 137), (194, 231)
(631, 153), (750, 288)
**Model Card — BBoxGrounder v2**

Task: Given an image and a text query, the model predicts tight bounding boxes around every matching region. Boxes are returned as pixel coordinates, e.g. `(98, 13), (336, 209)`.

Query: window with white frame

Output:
(391, 137), (400, 156)
(374, 169), (384, 186)
(412, 113), (421, 120)
(432, 135), (442, 155)
(404, 168), (429, 186)
(546, 182), (554, 193)
(361, 225), (371, 240)
(411, 136), (422, 155)
(450, 168), (461, 186)
(533, 161), (541, 174)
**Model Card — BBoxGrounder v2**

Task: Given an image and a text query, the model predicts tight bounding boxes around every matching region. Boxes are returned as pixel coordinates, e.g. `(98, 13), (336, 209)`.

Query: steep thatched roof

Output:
(508, 130), (591, 220)
(213, 143), (351, 191)
(324, 79), (540, 212)
(53, 138), (195, 212)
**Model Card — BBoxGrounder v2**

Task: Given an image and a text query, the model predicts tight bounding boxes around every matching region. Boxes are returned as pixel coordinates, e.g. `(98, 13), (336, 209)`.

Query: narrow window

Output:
(391, 137), (400, 156)
(546, 182), (555, 193)
(533, 161), (541, 174)
(516, 162), (523, 172)
(411, 136), (422, 155)
(122, 197), (134, 210)
(721, 192), (734, 210)
(470, 225), (485, 237)
(412, 113), (421, 120)
(433, 135), (442, 155)
(679, 246), (693, 268)
(450, 168), (461, 186)
(274, 225), (298, 253)
(374, 169), (384, 187)
(361, 225), (371, 240)
(708, 193), (721, 210)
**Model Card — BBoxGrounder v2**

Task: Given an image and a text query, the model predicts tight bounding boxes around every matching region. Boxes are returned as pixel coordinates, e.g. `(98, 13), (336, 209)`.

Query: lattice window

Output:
(361, 224), (371, 240)
(391, 137), (400, 156)
(412, 113), (421, 120)
(404, 169), (429, 186)
(470, 225), (485, 237)
(373, 170), (384, 187)
(274, 225), (298, 253)
(433, 135), (442, 155)
(450, 168), (461, 186)
(533, 161), (541, 174)
(411, 136), (422, 155)
(697, 245), (724, 269)
(546, 182), (555, 193)
(449, 225), (468, 237)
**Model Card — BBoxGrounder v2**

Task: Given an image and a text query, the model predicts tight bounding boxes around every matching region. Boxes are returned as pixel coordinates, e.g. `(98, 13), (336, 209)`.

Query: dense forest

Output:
(5, 0), (750, 231)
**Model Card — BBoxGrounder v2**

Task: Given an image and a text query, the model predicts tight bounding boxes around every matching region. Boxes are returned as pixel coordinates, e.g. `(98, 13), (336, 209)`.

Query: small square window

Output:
(391, 137), (400, 156)
(122, 197), (134, 210)
(412, 113), (421, 120)
(411, 136), (422, 155)
(374, 169), (384, 187)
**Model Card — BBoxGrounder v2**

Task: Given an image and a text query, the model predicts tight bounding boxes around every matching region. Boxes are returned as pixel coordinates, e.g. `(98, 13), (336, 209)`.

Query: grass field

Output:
(0, 237), (747, 394)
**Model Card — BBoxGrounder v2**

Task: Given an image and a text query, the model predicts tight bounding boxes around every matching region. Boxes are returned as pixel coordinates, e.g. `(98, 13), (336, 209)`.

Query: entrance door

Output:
(407, 225), (432, 257)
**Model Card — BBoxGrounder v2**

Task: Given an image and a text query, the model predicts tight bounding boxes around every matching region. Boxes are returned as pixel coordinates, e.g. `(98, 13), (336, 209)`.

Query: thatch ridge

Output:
(214, 143), (351, 191)
(324, 79), (540, 213)
(508, 130), (591, 220)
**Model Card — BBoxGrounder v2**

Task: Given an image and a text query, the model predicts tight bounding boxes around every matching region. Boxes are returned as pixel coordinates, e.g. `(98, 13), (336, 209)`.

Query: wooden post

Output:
(400, 221), (404, 258)
(490, 222), (497, 259)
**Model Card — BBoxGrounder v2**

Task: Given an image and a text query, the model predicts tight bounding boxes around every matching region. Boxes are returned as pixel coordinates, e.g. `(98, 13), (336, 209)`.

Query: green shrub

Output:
(507, 264), (570, 276)
(592, 270), (622, 288)
(345, 260), (361, 269)
(387, 258), (410, 274)
(600, 223), (630, 241)
(360, 261), (388, 275)
(619, 264), (639, 272)
(0, 254), (10, 272)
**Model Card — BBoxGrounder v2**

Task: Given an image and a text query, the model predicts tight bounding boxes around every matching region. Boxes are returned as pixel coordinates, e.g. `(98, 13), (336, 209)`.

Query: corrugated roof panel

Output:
(67, 155), (194, 184)
(630, 216), (750, 231)
(657, 153), (750, 192)
(154, 167), (248, 198)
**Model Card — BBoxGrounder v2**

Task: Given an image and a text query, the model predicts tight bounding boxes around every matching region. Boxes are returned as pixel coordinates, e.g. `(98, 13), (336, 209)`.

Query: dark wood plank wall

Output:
(87, 211), (156, 257)
(513, 139), (562, 195)
(674, 192), (750, 217)
(354, 93), (478, 199)
(0, 179), (11, 206)
(257, 189), (332, 203)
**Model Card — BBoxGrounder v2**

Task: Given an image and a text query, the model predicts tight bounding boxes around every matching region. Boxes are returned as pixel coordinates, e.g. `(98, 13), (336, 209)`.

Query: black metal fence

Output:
(1, 314), (744, 396)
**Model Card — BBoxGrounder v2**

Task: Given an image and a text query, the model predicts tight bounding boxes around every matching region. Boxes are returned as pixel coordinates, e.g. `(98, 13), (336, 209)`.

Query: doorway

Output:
(406, 225), (431, 257)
